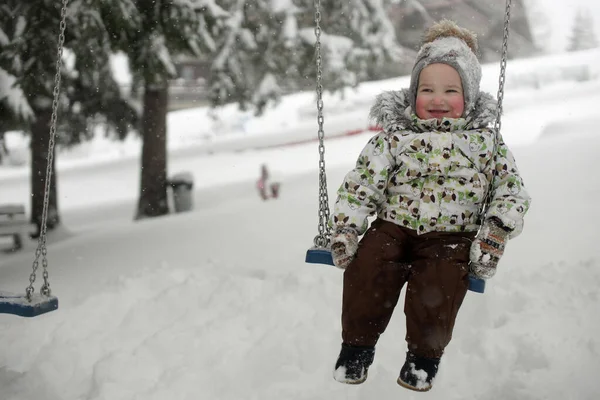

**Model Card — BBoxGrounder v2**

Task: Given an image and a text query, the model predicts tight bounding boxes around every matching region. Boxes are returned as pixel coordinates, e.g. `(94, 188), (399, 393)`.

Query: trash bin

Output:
(168, 172), (194, 213)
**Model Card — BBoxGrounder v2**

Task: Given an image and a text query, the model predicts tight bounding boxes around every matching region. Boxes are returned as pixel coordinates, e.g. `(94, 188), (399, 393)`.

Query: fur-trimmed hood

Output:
(369, 88), (498, 134)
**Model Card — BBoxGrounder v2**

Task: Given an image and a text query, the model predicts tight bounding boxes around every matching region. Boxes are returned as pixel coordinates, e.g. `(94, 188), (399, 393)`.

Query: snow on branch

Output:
(186, 0), (229, 18)
(0, 27), (9, 46)
(0, 68), (34, 121)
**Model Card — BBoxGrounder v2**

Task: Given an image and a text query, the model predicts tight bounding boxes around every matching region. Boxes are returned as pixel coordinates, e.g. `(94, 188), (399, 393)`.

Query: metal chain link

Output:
(26, 0), (69, 300)
(312, 0), (331, 248)
(478, 0), (512, 222)
(494, 0), (511, 136)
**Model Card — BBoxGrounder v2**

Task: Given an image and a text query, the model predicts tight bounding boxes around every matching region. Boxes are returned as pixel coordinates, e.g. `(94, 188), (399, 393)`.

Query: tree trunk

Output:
(135, 83), (169, 219)
(0, 132), (6, 164)
(30, 109), (60, 237)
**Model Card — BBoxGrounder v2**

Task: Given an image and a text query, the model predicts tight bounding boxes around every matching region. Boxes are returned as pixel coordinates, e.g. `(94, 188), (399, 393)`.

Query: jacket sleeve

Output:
(330, 131), (396, 235)
(484, 133), (531, 238)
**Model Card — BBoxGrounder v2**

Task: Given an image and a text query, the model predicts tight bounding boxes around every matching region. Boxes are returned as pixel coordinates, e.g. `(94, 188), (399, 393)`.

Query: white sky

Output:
(0, 49), (599, 400)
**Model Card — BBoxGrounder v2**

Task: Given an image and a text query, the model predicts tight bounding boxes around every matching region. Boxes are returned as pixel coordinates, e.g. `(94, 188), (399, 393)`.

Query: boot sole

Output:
(334, 372), (368, 385)
(397, 377), (432, 392)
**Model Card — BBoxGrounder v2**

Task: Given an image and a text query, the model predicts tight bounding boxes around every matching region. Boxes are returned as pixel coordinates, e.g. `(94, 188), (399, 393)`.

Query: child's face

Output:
(415, 63), (465, 120)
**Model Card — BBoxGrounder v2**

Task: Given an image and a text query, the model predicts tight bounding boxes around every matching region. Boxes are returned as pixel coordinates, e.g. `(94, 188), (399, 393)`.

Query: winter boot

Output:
(397, 351), (440, 392)
(333, 343), (375, 384)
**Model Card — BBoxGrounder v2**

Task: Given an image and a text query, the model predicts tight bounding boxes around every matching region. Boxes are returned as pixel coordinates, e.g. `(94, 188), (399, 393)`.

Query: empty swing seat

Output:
(0, 292), (59, 317)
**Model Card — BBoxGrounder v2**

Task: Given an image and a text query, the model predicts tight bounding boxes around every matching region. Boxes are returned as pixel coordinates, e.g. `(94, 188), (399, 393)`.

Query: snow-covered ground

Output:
(1, 50), (600, 399)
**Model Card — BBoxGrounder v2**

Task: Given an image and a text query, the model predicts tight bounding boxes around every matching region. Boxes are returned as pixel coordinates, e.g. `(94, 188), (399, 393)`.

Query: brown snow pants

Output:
(342, 219), (476, 359)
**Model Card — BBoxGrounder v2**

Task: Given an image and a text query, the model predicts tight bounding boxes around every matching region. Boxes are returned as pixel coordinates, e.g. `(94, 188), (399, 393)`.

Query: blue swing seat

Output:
(305, 247), (335, 265)
(0, 292), (59, 317)
(467, 276), (486, 293)
(305, 248), (485, 293)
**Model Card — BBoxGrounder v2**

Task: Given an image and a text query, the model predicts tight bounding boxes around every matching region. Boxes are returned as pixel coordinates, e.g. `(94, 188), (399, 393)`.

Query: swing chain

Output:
(478, 0), (511, 223)
(495, 0), (511, 134)
(313, 0), (331, 248)
(26, 0), (69, 300)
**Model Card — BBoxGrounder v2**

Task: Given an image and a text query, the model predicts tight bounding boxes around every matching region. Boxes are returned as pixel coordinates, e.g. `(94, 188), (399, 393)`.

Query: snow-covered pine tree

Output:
(101, 0), (227, 220)
(209, 0), (295, 114)
(0, 1), (138, 235)
(317, 0), (408, 79)
(210, 0), (409, 115)
(522, 0), (552, 53)
(567, 10), (599, 52)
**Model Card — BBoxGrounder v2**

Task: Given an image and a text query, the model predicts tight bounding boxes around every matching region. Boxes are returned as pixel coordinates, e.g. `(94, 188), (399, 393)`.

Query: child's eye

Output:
(420, 88), (432, 92)
(446, 89), (457, 93)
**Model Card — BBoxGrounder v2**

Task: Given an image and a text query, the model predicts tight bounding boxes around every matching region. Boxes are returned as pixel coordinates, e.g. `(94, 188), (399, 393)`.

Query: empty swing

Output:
(305, 0), (514, 294)
(0, 0), (69, 317)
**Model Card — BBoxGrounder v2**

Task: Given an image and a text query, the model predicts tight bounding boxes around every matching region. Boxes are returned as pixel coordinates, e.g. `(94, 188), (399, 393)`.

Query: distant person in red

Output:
(256, 164), (280, 200)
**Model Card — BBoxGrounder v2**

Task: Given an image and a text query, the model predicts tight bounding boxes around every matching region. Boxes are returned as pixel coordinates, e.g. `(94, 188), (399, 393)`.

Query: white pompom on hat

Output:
(408, 20), (482, 117)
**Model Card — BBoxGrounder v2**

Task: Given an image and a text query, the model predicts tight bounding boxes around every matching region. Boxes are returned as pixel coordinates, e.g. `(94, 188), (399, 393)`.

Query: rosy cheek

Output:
(448, 95), (465, 118)
(415, 95), (429, 119)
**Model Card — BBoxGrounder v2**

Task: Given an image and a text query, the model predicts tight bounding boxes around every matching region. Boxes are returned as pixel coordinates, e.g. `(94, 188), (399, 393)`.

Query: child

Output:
(256, 164), (281, 200)
(329, 20), (531, 392)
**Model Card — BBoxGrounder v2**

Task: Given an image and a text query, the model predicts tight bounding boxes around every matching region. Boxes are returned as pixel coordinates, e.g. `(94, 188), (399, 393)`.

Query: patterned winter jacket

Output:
(331, 89), (531, 238)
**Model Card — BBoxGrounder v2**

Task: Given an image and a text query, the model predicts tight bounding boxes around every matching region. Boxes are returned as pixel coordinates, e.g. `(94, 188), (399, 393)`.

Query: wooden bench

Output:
(0, 205), (35, 251)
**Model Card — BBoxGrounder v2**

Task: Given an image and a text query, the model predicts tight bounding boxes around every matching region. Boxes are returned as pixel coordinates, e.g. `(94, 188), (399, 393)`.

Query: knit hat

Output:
(408, 20), (481, 117)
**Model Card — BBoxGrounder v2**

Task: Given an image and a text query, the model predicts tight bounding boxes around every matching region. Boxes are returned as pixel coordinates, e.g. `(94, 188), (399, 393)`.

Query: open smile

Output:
(428, 110), (449, 117)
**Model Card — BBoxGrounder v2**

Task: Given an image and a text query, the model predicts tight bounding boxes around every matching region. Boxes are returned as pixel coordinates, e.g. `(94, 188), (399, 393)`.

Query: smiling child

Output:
(328, 19), (531, 392)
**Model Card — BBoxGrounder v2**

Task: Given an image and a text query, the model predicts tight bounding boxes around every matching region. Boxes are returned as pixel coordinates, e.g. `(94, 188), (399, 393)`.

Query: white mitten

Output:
(331, 228), (359, 270)
(470, 218), (510, 279)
